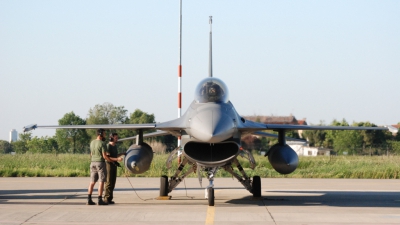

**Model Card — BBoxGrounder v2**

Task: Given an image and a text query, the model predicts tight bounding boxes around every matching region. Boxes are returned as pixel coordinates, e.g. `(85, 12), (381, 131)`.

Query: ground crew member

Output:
(103, 132), (124, 204)
(87, 128), (109, 205)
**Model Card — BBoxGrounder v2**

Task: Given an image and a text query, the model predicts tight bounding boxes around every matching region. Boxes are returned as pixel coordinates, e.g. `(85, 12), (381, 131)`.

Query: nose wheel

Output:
(207, 187), (215, 206)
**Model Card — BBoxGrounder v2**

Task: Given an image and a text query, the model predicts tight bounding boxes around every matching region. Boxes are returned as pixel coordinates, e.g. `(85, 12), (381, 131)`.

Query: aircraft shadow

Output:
(0, 186), (240, 196)
(0, 187), (243, 203)
(226, 190), (400, 208)
(2, 188), (398, 208)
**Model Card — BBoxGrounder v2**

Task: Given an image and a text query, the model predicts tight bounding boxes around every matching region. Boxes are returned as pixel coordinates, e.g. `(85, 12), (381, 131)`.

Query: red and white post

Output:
(177, 0), (183, 163)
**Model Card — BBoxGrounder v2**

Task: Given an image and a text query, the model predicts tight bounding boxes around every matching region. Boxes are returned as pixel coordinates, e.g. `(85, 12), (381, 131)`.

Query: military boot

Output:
(87, 196), (95, 205)
(98, 196), (108, 205)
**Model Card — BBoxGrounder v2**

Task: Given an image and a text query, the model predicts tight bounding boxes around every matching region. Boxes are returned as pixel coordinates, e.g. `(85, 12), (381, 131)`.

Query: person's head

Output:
(109, 133), (118, 143)
(97, 129), (106, 141)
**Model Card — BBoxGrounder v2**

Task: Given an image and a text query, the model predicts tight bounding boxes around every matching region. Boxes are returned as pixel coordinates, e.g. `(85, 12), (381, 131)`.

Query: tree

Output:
(333, 129), (363, 154)
(19, 132), (32, 142)
(303, 129), (326, 147)
(129, 109), (155, 125)
(285, 130), (301, 139)
(55, 111), (90, 154)
(86, 103), (128, 138)
(355, 121), (390, 147)
(11, 132), (32, 154)
(26, 136), (58, 153)
(387, 122), (400, 155)
(241, 135), (262, 150)
(302, 121), (326, 147)
(324, 119), (349, 149)
(395, 122), (400, 141)
(119, 109), (156, 151)
(0, 140), (11, 154)
(158, 135), (178, 152)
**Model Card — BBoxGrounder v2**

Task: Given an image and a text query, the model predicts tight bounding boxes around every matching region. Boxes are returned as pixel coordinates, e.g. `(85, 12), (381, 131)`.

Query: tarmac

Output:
(0, 177), (399, 225)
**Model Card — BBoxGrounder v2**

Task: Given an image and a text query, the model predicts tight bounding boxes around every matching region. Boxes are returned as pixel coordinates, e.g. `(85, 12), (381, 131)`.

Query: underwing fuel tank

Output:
(124, 143), (153, 174)
(267, 144), (299, 174)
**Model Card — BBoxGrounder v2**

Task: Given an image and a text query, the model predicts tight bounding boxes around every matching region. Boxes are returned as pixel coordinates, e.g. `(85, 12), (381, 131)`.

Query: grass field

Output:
(0, 153), (399, 178)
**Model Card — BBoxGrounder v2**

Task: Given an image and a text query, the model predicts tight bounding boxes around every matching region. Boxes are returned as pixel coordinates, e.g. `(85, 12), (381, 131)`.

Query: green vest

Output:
(90, 139), (106, 162)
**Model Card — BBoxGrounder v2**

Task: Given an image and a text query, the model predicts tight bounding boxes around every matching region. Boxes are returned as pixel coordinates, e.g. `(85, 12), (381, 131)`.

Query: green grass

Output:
(0, 153), (399, 178)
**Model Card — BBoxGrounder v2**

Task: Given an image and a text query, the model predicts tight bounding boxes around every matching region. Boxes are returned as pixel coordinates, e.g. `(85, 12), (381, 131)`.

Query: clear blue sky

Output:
(1, 1), (399, 141)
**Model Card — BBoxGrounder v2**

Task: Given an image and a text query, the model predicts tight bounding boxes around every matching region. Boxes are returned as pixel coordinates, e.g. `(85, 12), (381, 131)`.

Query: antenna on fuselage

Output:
(208, 16), (213, 78)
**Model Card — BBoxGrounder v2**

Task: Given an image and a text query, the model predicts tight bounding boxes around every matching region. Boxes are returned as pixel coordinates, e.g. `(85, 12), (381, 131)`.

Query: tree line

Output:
(0, 103), (177, 154)
(1, 104), (399, 155)
(241, 119), (400, 155)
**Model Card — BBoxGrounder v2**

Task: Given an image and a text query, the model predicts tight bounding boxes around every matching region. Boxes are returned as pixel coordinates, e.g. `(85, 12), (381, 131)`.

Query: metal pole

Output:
(208, 16), (213, 78)
(177, 0), (183, 162)
(178, 0), (182, 120)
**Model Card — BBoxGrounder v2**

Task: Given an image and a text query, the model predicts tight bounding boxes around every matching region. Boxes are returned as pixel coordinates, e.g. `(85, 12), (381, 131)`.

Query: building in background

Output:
(9, 129), (17, 143)
(243, 115), (307, 138)
(387, 125), (399, 136)
(287, 141), (330, 157)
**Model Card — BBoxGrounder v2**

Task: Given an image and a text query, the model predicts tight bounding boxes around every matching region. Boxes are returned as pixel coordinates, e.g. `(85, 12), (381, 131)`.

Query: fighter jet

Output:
(23, 18), (388, 207)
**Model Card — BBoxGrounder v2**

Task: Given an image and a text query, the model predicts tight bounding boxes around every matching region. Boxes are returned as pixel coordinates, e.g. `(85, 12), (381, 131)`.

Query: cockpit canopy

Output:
(194, 77), (229, 103)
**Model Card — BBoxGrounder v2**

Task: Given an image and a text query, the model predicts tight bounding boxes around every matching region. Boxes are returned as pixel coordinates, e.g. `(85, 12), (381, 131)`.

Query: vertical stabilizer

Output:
(209, 16), (213, 78)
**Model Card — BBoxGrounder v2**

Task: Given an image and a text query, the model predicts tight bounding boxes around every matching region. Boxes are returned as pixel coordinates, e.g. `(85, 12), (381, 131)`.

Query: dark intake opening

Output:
(184, 142), (238, 162)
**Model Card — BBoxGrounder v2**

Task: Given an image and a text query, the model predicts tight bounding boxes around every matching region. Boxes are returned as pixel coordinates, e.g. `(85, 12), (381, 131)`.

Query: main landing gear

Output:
(159, 149), (262, 205)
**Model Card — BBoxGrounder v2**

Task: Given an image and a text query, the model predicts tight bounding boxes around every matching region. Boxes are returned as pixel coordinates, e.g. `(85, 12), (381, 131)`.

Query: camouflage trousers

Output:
(104, 162), (117, 201)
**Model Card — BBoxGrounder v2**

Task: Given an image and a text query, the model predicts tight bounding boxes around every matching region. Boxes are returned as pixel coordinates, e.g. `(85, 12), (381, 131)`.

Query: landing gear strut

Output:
(204, 167), (217, 206)
(223, 157), (262, 198)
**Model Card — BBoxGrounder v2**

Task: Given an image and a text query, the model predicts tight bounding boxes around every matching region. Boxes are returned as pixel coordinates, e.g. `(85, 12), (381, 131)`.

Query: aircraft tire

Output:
(160, 175), (169, 196)
(252, 176), (261, 197)
(207, 187), (215, 206)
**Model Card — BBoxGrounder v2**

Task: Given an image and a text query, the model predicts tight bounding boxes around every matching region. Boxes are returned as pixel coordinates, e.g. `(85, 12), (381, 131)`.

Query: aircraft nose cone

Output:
(190, 110), (234, 143)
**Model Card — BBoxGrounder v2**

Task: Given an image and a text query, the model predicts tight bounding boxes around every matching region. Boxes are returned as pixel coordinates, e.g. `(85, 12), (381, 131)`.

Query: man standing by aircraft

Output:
(103, 133), (124, 204)
(87, 129), (109, 205)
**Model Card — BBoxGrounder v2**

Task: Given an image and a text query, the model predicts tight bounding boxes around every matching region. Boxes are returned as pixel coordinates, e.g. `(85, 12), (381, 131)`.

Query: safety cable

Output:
(125, 176), (148, 201)
(183, 178), (194, 199)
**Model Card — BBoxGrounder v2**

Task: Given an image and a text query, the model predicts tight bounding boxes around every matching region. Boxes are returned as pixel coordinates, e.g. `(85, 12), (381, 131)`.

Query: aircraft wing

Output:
(23, 123), (156, 132)
(238, 120), (388, 132)
(265, 124), (388, 131)
(23, 117), (187, 135)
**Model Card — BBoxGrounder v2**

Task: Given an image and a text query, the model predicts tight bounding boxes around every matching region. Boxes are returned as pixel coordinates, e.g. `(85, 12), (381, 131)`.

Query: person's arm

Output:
(103, 144), (112, 162)
(117, 152), (126, 157)
(103, 152), (113, 162)
(104, 144), (123, 162)
(104, 152), (123, 162)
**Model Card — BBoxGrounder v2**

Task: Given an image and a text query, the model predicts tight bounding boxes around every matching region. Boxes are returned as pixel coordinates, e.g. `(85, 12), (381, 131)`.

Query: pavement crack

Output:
(262, 198), (277, 225)
(19, 191), (79, 225)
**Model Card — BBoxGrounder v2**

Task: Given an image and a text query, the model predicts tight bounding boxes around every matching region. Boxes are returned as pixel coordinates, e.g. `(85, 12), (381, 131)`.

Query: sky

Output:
(1, 1), (399, 141)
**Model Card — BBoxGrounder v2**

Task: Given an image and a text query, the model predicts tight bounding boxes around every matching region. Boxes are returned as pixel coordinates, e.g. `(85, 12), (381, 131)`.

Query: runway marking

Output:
(205, 206), (215, 225)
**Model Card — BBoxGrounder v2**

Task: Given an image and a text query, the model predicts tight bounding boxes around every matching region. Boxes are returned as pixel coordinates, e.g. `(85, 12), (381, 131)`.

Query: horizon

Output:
(1, 1), (399, 141)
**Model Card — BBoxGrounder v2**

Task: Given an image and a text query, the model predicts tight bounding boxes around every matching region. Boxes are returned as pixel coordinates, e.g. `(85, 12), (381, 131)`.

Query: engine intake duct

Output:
(183, 142), (239, 167)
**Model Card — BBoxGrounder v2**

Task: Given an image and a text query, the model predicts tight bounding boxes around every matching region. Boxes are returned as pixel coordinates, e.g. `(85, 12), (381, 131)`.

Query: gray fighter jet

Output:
(23, 19), (388, 206)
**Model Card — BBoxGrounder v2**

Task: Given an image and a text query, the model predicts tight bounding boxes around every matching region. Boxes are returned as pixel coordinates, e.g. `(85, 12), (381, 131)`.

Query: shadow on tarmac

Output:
(226, 190), (400, 208)
(1, 188), (399, 208)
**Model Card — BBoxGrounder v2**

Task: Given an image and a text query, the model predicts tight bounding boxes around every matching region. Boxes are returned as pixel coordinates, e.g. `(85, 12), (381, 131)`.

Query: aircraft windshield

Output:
(194, 77), (229, 103)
